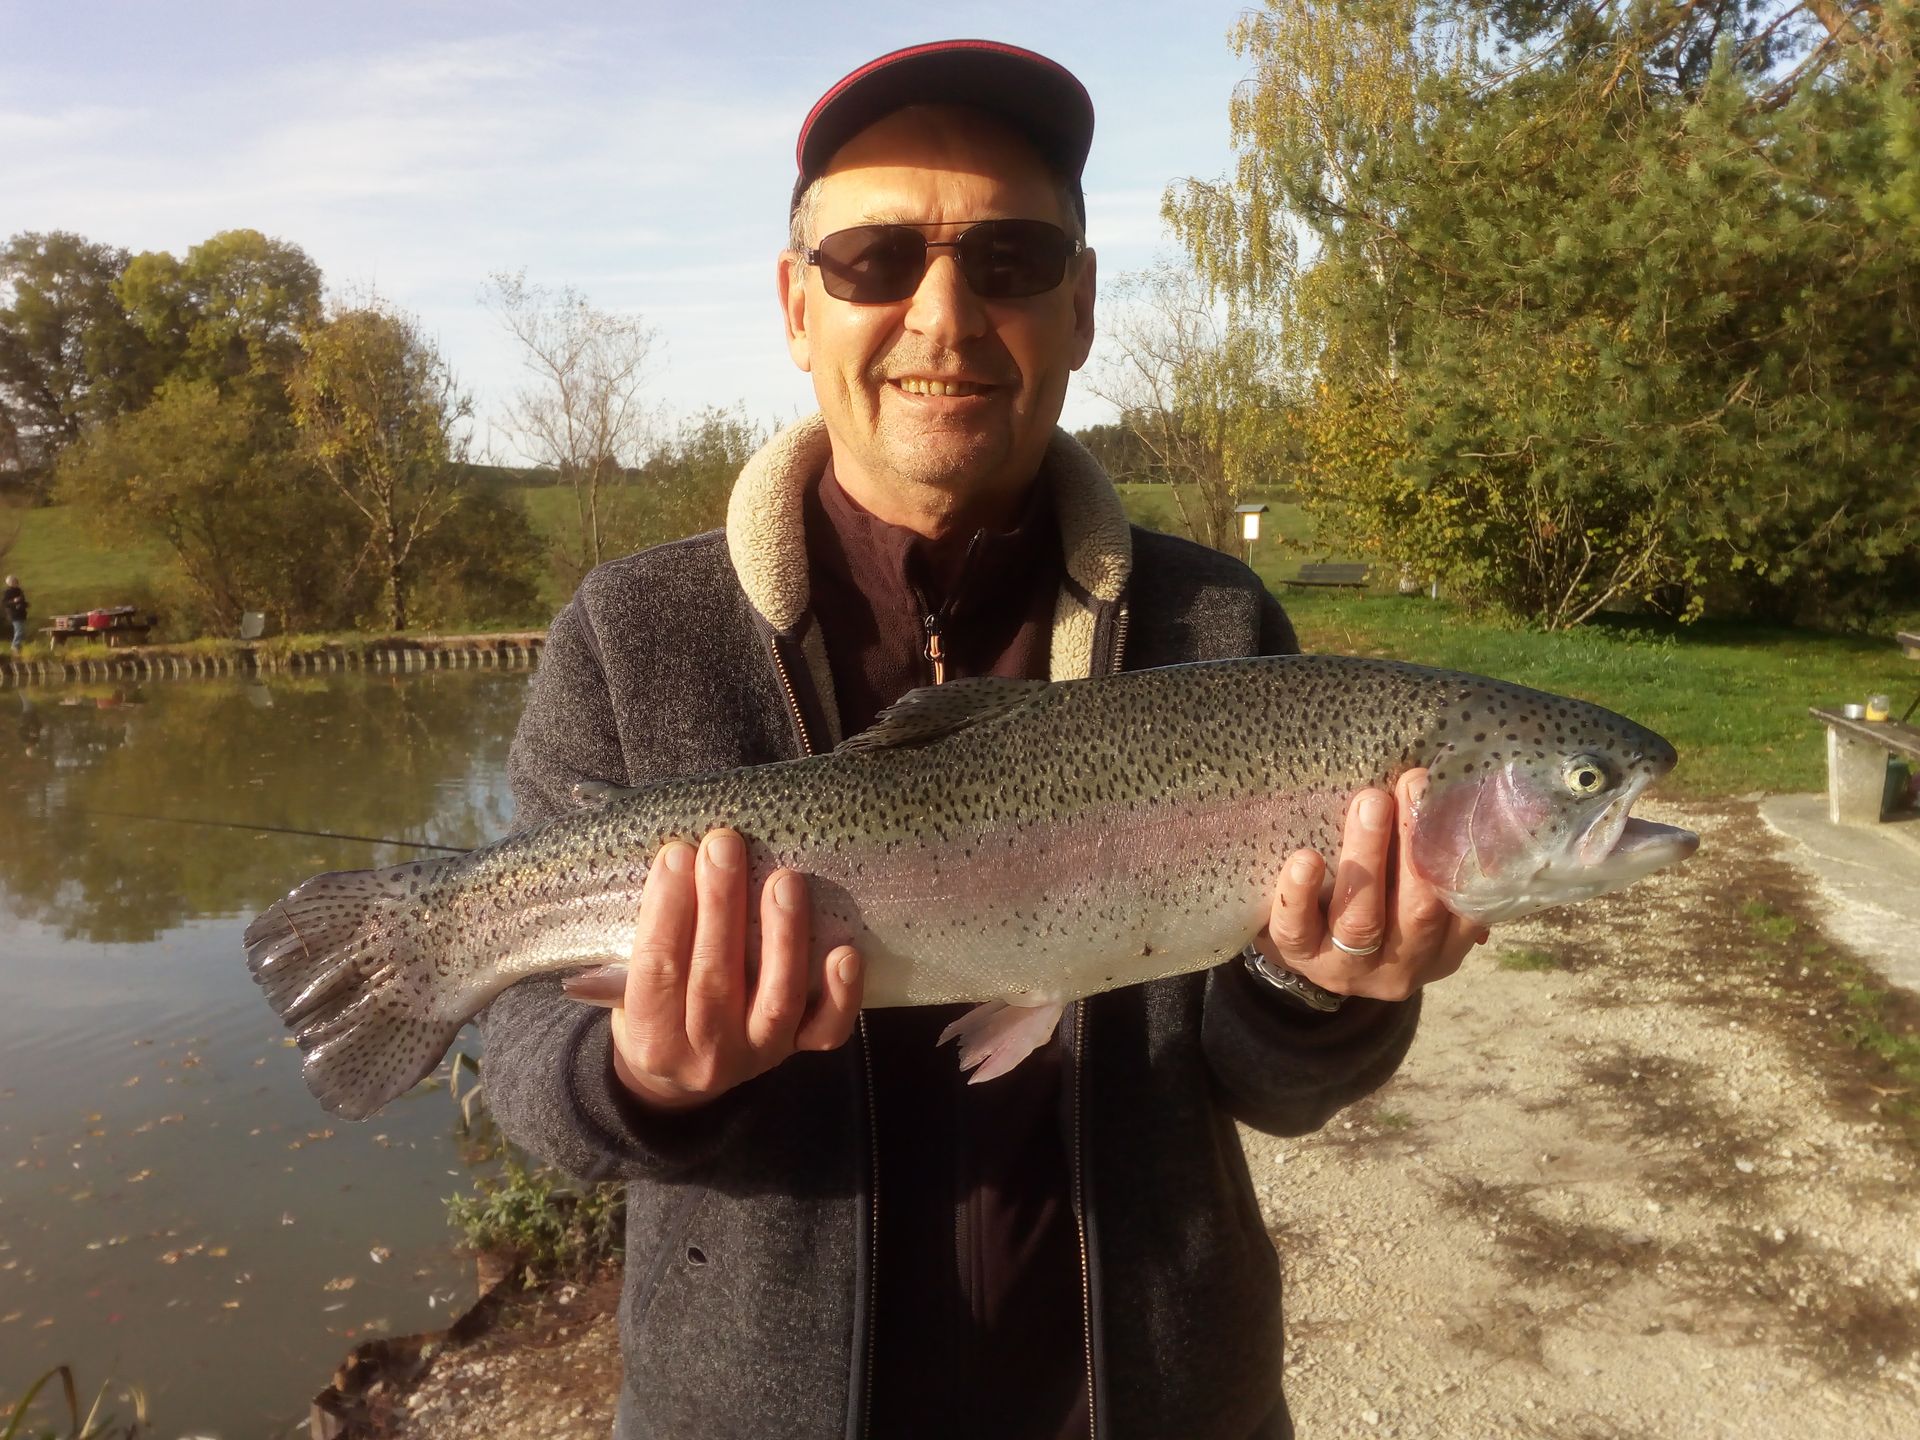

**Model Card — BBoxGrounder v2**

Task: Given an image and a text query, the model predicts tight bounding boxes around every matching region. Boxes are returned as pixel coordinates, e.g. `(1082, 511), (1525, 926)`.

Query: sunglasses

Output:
(805, 219), (1085, 304)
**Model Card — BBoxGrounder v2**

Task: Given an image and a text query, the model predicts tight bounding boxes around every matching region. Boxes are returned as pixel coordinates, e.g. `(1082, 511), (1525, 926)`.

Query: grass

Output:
(1498, 947), (1565, 972)
(1266, 586), (1916, 798)
(3, 505), (169, 620)
(1740, 900), (1920, 1131)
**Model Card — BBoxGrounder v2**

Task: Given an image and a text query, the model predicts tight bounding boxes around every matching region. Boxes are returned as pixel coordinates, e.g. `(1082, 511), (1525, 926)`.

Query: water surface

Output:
(1, 669), (533, 1433)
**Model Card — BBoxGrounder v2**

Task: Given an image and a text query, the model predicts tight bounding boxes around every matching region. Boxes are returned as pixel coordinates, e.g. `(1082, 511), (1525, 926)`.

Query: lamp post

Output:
(1235, 502), (1270, 570)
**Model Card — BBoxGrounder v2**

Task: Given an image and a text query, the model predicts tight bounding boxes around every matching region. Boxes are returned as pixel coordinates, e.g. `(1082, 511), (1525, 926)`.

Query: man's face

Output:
(778, 105), (1097, 535)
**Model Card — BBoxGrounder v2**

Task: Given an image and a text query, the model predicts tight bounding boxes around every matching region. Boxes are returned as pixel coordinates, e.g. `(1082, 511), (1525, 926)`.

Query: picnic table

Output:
(1809, 633), (1920, 825)
(46, 606), (155, 649)
(1281, 562), (1372, 590)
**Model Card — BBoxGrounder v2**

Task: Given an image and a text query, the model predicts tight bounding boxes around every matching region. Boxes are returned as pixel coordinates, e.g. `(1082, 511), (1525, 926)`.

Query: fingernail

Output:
(706, 831), (743, 870)
(661, 842), (694, 874)
(1359, 793), (1391, 830)
(1407, 776), (1429, 807)
(835, 949), (861, 987)
(1289, 855), (1318, 886)
(774, 872), (805, 911)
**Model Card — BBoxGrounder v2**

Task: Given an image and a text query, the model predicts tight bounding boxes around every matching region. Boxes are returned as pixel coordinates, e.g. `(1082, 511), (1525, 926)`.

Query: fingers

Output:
(794, 946), (863, 1053)
(747, 870), (811, 1052)
(1326, 788), (1393, 961)
(624, 841), (696, 1056)
(684, 831), (749, 1051)
(1266, 849), (1327, 968)
(1258, 773), (1494, 1003)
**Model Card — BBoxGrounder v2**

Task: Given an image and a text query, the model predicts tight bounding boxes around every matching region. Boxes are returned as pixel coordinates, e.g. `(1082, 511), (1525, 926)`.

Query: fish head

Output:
(1407, 684), (1699, 925)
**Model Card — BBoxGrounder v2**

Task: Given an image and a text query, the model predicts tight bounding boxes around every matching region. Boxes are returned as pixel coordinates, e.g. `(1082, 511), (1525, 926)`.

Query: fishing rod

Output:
(79, 808), (469, 854)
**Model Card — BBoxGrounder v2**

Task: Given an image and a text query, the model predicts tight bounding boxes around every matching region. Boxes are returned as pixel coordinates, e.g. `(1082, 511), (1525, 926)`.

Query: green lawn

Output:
(9, 491), (1912, 799)
(4, 504), (170, 620)
(1266, 585), (1915, 798)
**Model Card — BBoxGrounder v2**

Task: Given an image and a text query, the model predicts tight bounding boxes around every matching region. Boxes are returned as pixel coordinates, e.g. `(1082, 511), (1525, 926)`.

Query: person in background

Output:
(3, 575), (28, 654)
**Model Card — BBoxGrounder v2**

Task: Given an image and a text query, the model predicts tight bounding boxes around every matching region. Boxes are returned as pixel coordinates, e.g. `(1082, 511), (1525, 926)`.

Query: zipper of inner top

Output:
(769, 632), (876, 1434)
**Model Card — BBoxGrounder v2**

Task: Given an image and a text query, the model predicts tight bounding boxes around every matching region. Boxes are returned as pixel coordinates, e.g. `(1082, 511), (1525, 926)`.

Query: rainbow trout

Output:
(245, 655), (1698, 1119)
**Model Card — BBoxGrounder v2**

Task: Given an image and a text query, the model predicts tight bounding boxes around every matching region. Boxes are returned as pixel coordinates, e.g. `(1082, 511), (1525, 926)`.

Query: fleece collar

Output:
(724, 413), (1133, 680)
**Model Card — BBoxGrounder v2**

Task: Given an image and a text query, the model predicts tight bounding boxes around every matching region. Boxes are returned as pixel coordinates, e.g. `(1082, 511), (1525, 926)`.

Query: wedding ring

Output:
(1329, 932), (1383, 957)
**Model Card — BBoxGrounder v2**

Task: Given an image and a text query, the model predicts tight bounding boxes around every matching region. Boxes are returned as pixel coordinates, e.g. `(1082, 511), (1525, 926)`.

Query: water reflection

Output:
(0, 669), (533, 1434)
(2, 673), (525, 940)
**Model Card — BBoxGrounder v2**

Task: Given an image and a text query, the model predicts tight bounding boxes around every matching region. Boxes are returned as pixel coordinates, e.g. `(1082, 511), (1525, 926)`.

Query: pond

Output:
(1, 668), (535, 1435)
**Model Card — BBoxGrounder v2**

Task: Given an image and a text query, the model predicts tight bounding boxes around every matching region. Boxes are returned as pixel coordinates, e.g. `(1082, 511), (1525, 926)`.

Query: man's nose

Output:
(902, 249), (988, 348)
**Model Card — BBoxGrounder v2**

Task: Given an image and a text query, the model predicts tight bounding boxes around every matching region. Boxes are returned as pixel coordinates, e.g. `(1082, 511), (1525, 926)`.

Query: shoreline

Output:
(0, 631), (545, 687)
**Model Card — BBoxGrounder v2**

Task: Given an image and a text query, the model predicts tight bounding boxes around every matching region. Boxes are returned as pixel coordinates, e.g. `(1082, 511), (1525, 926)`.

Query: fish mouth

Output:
(1577, 782), (1700, 873)
(1601, 816), (1700, 867)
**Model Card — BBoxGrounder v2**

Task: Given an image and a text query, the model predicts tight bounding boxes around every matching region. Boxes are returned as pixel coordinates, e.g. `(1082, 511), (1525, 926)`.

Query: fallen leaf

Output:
(369, 1246), (390, 1265)
(125, 1169), (152, 1184)
(323, 1276), (356, 1292)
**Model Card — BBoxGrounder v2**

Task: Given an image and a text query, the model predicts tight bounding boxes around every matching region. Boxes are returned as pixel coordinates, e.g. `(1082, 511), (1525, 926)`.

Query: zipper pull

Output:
(922, 614), (946, 686)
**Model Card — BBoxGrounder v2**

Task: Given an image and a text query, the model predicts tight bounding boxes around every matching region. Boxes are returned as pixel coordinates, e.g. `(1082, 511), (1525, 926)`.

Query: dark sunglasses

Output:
(805, 219), (1085, 304)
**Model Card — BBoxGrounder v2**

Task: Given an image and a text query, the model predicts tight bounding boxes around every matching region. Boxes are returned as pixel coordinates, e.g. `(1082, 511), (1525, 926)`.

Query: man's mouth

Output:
(891, 376), (995, 398)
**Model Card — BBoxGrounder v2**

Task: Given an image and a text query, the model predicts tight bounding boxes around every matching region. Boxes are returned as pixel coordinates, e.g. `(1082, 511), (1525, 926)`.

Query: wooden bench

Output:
(1809, 708), (1920, 825)
(1281, 562), (1372, 590)
(1900, 631), (1920, 664)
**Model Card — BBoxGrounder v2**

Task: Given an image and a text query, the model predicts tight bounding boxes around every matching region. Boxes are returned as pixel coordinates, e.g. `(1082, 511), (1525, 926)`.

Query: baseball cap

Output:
(794, 40), (1094, 220)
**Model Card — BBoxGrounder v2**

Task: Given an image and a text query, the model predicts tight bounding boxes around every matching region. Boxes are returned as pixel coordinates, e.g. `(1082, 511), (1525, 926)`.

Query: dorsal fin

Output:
(570, 778), (643, 808)
(836, 677), (1052, 754)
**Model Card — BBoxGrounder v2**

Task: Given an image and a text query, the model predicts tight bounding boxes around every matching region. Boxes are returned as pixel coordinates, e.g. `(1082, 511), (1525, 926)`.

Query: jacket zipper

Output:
(1072, 593), (1126, 1439)
(769, 632), (879, 1435)
(766, 635), (817, 758)
(1071, 1004), (1097, 1438)
(858, 1013), (880, 1439)
(922, 613), (947, 686)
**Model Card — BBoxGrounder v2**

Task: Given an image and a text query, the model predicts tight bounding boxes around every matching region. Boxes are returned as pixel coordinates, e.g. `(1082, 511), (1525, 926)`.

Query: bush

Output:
(447, 1153), (625, 1284)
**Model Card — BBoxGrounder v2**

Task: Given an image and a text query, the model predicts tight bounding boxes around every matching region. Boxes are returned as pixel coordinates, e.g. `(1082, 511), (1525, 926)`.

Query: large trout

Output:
(245, 656), (1698, 1120)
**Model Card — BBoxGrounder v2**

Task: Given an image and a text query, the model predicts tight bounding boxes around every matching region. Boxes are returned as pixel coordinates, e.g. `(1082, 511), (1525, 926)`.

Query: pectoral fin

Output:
(938, 999), (1067, 1084)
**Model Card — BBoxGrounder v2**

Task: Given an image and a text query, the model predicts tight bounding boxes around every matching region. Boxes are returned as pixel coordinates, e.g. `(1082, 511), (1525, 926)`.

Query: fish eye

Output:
(1563, 756), (1609, 795)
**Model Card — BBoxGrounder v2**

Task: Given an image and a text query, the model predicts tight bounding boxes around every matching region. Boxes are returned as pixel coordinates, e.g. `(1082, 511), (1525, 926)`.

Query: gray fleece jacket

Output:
(481, 416), (1421, 1440)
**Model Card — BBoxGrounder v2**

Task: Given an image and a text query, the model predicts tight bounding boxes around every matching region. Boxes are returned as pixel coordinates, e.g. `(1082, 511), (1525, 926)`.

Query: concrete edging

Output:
(0, 633), (545, 688)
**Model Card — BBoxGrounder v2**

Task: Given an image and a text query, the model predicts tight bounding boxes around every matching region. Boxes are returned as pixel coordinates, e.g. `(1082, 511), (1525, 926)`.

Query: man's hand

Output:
(1256, 768), (1487, 1002)
(611, 829), (864, 1112)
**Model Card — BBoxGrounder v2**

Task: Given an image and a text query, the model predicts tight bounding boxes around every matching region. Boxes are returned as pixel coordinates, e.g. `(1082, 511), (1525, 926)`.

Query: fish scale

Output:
(244, 655), (1697, 1119)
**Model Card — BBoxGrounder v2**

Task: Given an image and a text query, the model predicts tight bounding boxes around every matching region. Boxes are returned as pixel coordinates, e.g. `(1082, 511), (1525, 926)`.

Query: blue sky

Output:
(0, 1), (1256, 456)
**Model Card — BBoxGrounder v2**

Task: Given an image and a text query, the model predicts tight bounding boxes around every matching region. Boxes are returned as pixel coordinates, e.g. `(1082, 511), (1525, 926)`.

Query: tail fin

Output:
(245, 860), (465, 1121)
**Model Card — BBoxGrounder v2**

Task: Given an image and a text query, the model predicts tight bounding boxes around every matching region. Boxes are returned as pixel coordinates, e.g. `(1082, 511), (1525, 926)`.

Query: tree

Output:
(486, 272), (659, 587)
(55, 378), (365, 633)
(118, 228), (322, 412)
(1173, 0), (1920, 625)
(290, 304), (472, 631)
(1087, 262), (1284, 553)
(627, 406), (766, 549)
(0, 231), (154, 490)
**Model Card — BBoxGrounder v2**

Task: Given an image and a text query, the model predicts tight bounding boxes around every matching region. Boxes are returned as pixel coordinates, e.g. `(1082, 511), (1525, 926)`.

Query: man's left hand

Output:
(1256, 768), (1487, 1002)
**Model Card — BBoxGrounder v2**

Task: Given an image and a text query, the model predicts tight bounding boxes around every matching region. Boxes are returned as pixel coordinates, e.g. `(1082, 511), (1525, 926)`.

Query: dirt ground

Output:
(338, 798), (1920, 1439)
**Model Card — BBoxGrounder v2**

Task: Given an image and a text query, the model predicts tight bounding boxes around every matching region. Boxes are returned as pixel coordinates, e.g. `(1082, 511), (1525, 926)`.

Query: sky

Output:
(0, 0), (1258, 460)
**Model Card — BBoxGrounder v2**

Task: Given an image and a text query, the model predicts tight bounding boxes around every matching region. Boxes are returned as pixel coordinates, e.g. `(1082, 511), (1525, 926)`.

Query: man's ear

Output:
(778, 251), (813, 372)
(1069, 248), (1097, 370)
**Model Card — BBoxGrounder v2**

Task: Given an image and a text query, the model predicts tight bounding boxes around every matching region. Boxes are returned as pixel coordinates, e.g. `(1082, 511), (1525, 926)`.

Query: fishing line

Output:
(79, 808), (469, 854)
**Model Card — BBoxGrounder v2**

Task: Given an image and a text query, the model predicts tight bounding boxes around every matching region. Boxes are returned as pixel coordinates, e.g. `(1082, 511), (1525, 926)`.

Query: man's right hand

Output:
(610, 829), (864, 1112)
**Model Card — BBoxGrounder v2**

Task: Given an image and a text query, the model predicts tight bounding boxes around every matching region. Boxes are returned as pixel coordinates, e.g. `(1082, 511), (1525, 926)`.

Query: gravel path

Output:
(1263, 799), (1920, 1439)
(358, 799), (1920, 1439)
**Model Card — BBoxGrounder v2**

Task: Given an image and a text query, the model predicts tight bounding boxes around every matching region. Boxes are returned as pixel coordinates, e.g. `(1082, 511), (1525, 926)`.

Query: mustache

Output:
(872, 345), (1018, 387)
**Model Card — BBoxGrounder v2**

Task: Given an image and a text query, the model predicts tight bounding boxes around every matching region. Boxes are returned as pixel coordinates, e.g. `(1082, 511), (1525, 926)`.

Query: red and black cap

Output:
(794, 40), (1094, 218)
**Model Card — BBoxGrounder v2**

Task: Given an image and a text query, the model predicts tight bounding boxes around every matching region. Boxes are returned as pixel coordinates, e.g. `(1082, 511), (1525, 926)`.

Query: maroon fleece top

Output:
(805, 463), (1090, 1440)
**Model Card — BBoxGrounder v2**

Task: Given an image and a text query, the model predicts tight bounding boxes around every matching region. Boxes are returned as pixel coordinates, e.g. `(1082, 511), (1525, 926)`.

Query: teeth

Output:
(897, 378), (985, 397)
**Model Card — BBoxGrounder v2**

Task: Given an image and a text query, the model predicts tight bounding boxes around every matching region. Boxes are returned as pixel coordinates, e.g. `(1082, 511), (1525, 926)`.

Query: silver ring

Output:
(1329, 932), (1383, 957)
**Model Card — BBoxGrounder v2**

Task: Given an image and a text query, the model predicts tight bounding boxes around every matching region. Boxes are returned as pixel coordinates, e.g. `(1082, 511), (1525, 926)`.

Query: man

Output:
(3, 575), (27, 654)
(483, 40), (1483, 1439)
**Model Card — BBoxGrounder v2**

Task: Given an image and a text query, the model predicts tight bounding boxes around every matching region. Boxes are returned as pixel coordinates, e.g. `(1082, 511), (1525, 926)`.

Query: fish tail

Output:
(244, 861), (464, 1121)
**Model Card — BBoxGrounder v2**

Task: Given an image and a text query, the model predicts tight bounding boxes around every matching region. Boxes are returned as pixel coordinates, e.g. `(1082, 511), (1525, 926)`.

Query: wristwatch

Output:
(1240, 944), (1346, 1013)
